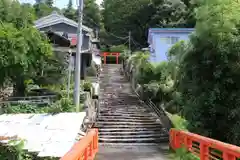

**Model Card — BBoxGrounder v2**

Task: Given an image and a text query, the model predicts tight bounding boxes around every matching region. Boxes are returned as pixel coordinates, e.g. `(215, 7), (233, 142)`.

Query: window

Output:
(171, 37), (179, 44)
(160, 36), (179, 44)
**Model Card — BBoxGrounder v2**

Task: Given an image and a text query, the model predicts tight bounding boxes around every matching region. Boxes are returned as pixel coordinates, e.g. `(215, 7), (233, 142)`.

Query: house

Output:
(148, 28), (194, 62)
(34, 11), (100, 79)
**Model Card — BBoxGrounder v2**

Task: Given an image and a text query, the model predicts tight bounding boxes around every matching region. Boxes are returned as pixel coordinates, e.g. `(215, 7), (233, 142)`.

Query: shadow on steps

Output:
(95, 143), (170, 160)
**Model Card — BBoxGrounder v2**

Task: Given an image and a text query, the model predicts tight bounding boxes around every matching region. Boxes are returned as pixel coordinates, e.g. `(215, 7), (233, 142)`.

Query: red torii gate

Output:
(101, 52), (120, 64)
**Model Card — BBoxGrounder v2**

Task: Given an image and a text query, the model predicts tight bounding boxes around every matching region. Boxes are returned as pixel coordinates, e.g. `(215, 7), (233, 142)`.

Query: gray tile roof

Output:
(34, 11), (92, 32)
(0, 112), (86, 158)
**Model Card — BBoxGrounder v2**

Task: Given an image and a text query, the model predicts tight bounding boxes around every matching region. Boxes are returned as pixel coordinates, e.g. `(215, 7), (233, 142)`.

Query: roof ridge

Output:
(34, 13), (92, 32)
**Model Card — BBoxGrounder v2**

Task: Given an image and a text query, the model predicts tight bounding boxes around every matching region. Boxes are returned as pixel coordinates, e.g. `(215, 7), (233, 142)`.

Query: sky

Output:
(19, 0), (103, 8)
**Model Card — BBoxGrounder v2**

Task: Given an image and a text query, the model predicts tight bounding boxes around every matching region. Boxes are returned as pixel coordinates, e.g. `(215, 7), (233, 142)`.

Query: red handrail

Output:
(170, 128), (240, 160)
(60, 129), (98, 160)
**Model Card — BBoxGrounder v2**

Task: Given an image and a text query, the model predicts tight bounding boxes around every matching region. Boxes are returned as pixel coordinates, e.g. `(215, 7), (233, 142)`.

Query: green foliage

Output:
(110, 45), (127, 52)
(101, 0), (197, 46)
(0, 0), (35, 29)
(62, 0), (101, 28)
(0, 23), (53, 96)
(46, 98), (75, 114)
(81, 81), (93, 91)
(177, 0), (240, 145)
(83, 0), (101, 28)
(86, 63), (97, 77)
(173, 148), (199, 160)
(0, 1), (69, 95)
(0, 140), (58, 160)
(62, 0), (77, 21)
(1, 97), (75, 114)
(34, 2), (60, 19)
(167, 113), (188, 130)
(125, 0), (240, 148)
(121, 49), (131, 59)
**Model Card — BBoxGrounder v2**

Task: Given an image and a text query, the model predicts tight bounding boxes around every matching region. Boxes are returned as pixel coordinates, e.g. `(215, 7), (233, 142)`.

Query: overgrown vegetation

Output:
(0, 140), (58, 160)
(101, 0), (197, 48)
(123, 0), (240, 147)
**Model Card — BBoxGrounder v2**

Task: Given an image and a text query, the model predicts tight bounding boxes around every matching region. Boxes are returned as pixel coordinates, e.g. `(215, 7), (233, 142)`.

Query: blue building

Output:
(148, 28), (194, 62)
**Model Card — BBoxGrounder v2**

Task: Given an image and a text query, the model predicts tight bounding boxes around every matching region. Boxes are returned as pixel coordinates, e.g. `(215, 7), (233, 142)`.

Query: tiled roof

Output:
(34, 11), (92, 33)
(0, 112), (86, 158)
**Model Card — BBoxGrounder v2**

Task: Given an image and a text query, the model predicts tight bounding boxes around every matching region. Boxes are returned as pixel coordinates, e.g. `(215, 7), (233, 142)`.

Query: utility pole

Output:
(74, 0), (84, 111)
(67, 50), (72, 99)
(128, 31), (131, 52)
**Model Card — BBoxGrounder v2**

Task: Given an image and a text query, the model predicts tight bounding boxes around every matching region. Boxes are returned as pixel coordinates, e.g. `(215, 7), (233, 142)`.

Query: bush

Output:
(81, 81), (92, 92)
(110, 45), (127, 52)
(86, 63), (97, 77)
(0, 140), (58, 160)
(178, 0), (240, 145)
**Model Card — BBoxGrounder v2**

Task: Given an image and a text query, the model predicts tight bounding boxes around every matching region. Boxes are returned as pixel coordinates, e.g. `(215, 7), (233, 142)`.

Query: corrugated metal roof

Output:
(0, 112), (86, 158)
(34, 11), (92, 32)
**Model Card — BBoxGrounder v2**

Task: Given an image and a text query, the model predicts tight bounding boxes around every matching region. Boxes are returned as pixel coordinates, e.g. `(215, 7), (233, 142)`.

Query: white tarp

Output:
(92, 53), (101, 65)
(0, 112), (86, 158)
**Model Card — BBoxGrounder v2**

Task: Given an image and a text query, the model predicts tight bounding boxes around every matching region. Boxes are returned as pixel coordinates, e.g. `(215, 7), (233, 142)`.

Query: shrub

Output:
(86, 63), (97, 77)
(110, 45), (127, 52)
(81, 81), (92, 92)
(0, 140), (58, 160)
(178, 0), (240, 145)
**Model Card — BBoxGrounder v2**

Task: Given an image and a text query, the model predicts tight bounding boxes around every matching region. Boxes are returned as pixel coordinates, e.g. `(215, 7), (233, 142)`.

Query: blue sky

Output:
(19, 0), (102, 8)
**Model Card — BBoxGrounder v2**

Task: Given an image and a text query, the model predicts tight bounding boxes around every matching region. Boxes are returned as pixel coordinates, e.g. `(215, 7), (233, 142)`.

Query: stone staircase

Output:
(96, 64), (169, 146)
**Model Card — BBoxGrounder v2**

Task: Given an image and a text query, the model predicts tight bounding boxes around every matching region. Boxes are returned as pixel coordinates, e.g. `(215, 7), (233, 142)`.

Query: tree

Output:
(63, 0), (77, 21)
(0, 0), (35, 28)
(0, 24), (52, 96)
(67, 0), (73, 9)
(83, 0), (101, 28)
(178, 0), (240, 145)
(0, 0), (65, 96)
(34, 2), (53, 18)
(45, 0), (54, 7)
(101, 0), (198, 47)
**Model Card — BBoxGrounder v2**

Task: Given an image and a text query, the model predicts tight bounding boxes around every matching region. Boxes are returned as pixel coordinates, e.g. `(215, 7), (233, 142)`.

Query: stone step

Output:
(99, 130), (167, 136)
(100, 111), (149, 115)
(99, 137), (169, 143)
(96, 121), (161, 125)
(100, 103), (143, 106)
(97, 116), (157, 120)
(97, 124), (163, 128)
(97, 118), (158, 122)
(99, 113), (154, 117)
(100, 108), (147, 111)
(99, 128), (164, 132)
(96, 124), (162, 129)
(99, 143), (161, 146)
(100, 107), (146, 110)
(100, 104), (146, 109)
(99, 134), (168, 139)
(99, 106), (146, 110)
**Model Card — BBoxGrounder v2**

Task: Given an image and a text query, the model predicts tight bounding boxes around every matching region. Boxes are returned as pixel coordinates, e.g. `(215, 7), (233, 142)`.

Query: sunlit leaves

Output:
(178, 0), (240, 145)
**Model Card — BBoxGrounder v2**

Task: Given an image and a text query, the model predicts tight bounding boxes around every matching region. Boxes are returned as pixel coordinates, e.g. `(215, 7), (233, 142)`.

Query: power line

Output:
(104, 30), (129, 40)
(131, 38), (145, 48)
(82, 14), (129, 40)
